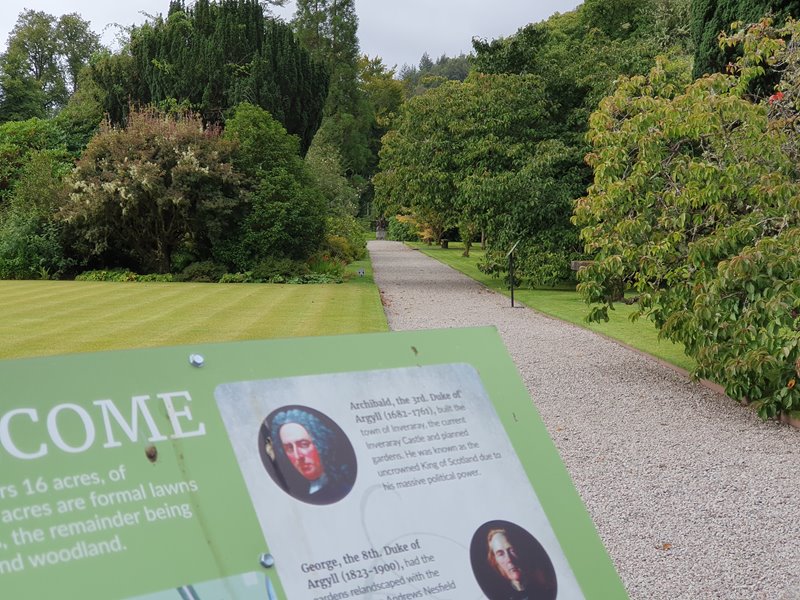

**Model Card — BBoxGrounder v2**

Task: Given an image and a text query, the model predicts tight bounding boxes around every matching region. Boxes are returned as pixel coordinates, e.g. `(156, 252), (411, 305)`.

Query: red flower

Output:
(769, 91), (785, 104)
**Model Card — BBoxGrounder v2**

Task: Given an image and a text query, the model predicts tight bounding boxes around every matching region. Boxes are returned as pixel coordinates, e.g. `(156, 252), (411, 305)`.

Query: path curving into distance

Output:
(368, 240), (800, 600)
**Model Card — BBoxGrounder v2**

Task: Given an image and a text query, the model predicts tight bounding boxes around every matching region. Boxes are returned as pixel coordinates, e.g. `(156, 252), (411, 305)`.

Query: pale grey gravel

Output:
(368, 240), (800, 600)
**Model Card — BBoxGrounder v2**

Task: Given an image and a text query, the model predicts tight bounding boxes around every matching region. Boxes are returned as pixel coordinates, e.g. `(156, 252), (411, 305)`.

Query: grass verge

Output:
(409, 242), (695, 372)
(0, 258), (387, 360)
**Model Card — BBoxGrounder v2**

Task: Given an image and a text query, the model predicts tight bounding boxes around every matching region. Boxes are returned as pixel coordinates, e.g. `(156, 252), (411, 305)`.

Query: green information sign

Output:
(0, 327), (626, 599)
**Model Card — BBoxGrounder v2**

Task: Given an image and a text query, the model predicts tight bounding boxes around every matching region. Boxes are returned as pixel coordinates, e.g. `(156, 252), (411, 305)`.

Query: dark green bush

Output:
(175, 261), (227, 283)
(251, 257), (309, 282)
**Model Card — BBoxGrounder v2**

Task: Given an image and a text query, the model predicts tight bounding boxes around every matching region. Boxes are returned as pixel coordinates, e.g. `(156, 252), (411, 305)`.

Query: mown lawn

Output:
(0, 260), (387, 360)
(409, 242), (695, 372)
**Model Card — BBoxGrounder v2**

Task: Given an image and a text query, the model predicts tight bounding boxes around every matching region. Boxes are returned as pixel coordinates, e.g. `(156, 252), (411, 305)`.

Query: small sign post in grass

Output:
(507, 240), (520, 307)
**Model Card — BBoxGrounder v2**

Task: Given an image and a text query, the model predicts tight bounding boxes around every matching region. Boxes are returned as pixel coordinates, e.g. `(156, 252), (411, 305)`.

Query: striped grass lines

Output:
(0, 271), (387, 360)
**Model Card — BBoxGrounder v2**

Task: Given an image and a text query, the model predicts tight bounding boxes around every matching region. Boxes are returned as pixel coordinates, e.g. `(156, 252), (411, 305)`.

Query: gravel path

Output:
(368, 240), (800, 600)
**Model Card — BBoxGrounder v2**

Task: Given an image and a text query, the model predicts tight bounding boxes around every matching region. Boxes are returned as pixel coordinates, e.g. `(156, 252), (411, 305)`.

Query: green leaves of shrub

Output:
(575, 46), (800, 418)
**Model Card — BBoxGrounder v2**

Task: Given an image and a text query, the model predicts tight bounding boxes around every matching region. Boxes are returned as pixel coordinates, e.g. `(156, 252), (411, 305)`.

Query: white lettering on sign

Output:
(0, 391), (206, 460)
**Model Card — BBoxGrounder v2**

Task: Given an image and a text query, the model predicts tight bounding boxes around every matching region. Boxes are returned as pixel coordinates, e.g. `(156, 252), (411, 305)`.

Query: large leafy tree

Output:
(573, 22), (800, 418)
(0, 10), (100, 120)
(375, 73), (581, 281)
(62, 109), (240, 273)
(54, 13), (103, 94)
(465, 0), (693, 281)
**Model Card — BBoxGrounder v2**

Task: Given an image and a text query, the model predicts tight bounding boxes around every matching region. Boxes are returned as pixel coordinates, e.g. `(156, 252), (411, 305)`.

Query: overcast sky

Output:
(1, 0), (583, 72)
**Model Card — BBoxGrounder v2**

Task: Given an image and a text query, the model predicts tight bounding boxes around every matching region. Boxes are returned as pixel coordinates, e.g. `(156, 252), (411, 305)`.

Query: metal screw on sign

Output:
(260, 553), (275, 568)
(189, 354), (205, 368)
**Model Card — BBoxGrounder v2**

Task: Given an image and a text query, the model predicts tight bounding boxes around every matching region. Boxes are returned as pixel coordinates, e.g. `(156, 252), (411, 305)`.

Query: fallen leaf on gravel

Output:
(658, 543), (673, 551)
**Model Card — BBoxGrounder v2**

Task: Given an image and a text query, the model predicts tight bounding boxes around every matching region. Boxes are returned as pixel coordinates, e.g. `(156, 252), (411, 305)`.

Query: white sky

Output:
(1, 0), (583, 72)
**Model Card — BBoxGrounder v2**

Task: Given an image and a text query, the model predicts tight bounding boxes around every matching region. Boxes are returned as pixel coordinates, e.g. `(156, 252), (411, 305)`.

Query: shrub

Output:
(324, 214), (366, 261)
(387, 215), (420, 241)
(308, 255), (345, 278)
(251, 257), (309, 282)
(74, 270), (173, 282)
(175, 261), (227, 283)
(219, 272), (253, 283)
(218, 104), (327, 270)
(62, 108), (240, 274)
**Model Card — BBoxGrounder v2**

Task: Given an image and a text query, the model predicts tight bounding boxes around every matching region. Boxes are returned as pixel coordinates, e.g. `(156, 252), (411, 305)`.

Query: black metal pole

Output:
(510, 251), (515, 307)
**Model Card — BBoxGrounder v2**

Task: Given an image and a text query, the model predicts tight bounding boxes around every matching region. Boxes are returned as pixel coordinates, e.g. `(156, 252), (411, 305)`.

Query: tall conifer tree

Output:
(88, 0), (327, 153)
(292, 0), (372, 178)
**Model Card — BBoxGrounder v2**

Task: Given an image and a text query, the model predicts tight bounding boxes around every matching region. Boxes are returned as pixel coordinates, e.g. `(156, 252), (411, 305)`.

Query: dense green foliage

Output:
(293, 0), (371, 174)
(0, 10), (100, 121)
(376, 0), (693, 285)
(219, 102), (326, 268)
(0, 118), (66, 204)
(62, 109), (240, 273)
(574, 19), (800, 417)
(375, 73), (582, 284)
(690, 0), (800, 77)
(0, 2), (373, 284)
(90, 0), (328, 153)
(0, 118), (75, 278)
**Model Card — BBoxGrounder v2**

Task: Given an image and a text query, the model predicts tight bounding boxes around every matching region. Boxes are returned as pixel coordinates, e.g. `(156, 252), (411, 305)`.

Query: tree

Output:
(0, 10), (101, 119)
(81, 49), (140, 129)
(219, 103), (326, 267)
(690, 0), (800, 77)
(374, 81), (463, 245)
(573, 40), (800, 418)
(418, 52), (434, 72)
(293, 0), (372, 176)
(581, 0), (645, 37)
(62, 109), (240, 273)
(0, 51), (46, 122)
(465, 0), (695, 282)
(375, 73), (580, 280)
(53, 69), (106, 155)
(305, 139), (359, 217)
(98, 0), (328, 153)
(54, 14), (102, 94)
(399, 52), (471, 98)
(0, 150), (73, 279)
